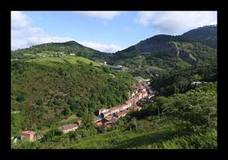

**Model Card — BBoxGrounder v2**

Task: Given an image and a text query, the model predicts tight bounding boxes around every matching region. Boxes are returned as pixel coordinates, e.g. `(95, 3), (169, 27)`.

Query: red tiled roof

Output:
(21, 131), (35, 135)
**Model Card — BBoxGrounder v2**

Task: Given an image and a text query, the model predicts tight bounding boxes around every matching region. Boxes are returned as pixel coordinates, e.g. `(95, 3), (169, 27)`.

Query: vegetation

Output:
(12, 41), (111, 62)
(11, 25), (217, 149)
(11, 54), (135, 137)
(150, 62), (217, 96)
(110, 25), (217, 79)
(181, 25), (217, 48)
(68, 82), (217, 149)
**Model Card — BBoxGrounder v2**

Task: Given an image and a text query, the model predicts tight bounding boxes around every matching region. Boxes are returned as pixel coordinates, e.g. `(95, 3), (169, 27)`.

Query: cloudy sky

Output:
(11, 11), (217, 53)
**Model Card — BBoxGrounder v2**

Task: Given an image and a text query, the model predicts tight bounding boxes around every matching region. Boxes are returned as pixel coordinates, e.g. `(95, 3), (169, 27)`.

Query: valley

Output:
(11, 25), (217, 149)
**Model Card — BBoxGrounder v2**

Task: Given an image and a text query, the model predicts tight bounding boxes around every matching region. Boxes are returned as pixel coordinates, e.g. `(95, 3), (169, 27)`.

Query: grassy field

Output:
(69, 129), (177, 149)
(33, 117), (176, 149)
(67, 117), (177, 149)
(26, 55), (101, 67)
(11, 116), (216, 149)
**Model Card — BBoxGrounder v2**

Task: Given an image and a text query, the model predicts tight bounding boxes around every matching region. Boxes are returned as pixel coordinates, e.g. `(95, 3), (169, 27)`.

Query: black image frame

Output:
(0, 0), (226, 159)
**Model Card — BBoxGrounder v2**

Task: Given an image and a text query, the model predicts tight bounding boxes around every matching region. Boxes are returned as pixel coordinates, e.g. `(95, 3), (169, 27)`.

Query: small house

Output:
(101, 110), (111, 118)
(59, 124), (78, 134)
(191, 81), (202, 86)
(96, 108), (110, 116)
(20, 131), (36, 142)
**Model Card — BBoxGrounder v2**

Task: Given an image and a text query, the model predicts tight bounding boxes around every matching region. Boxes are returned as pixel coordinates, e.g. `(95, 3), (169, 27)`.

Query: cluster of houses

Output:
(14, 119), (82, 143)
(58, 119), (82, 134)
(94, 82), (154, 127)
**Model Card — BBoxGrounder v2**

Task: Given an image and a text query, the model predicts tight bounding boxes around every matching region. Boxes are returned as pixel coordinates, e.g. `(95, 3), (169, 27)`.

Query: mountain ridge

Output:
(109, 25), (217, 78)
(11, 25), (217, 78)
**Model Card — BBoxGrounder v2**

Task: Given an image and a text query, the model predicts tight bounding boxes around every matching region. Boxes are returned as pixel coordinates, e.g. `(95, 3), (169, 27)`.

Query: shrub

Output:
(35, 97), (43, 105)
(41, 129), (62, 142)
(127, 117), (138, 131)
(16, 94), (25, 102)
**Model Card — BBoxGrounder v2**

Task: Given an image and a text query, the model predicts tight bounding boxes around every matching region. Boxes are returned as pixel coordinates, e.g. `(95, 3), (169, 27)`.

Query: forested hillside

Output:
(11, 55), (135, 136)
(110, 25), (217, 78)
(181, 25), (217, 48)
(12, 82), (217, 149)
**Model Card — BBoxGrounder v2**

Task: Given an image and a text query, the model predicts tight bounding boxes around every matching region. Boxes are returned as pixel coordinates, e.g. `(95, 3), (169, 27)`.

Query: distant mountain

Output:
(11, 25), (217, 79)
(12, 40), (111, 62)
(181, 25), (217, 48)
(110, 25), (217, 78)
(114, 34), (184, 58)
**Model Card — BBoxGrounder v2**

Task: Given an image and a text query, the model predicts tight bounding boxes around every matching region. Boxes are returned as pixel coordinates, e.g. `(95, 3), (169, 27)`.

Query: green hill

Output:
(109, 26), (217, 78)
(181, 25), (217, 48)
(12, 40), (111, 62)
(11, 54), (135, 137)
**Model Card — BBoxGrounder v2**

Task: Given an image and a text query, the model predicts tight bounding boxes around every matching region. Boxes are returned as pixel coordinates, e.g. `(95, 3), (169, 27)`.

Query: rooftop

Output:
(104, 115), (113, 121)
(21, 131), (35, 135)
(60, 124), (78, 131)
(115, 110), (128, 117)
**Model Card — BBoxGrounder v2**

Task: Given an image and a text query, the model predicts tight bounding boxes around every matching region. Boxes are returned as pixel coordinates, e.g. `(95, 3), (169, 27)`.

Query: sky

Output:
(11, 11), (217, 53)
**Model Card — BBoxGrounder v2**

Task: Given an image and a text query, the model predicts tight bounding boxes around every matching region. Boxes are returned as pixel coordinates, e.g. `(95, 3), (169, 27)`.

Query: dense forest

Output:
(11, 55), (135, 137)
(11, 25), (217, 149)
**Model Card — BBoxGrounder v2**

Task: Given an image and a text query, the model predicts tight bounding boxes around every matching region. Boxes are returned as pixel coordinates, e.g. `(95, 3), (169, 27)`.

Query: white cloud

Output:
(135, 11), (217, 35)
(11, 11), (122, 53)
(75, 11), (121, 20)
(11, 11), (31, 29)
(80, 41), (122, 53)
(11, 11), (73, 50)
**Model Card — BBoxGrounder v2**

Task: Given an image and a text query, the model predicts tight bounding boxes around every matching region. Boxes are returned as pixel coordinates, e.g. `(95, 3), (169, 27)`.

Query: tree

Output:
(41, 129), (62, 142)
(127, 117), (138, 131)
(97, 126), (106, 133)
(62, 108), (70, 116)
(35, 97), (43, 105)
(68, 98), (80, 113)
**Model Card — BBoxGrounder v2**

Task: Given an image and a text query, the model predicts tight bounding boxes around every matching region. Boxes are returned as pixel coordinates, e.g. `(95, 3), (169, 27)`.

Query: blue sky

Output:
(11, 11), (217, 52)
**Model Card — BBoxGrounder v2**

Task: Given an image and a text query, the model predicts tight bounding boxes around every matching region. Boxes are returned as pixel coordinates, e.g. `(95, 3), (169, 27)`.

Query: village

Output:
(12, 80), (155, 143)
(94, 81), (154, 128)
